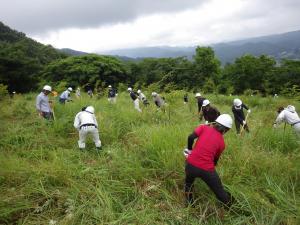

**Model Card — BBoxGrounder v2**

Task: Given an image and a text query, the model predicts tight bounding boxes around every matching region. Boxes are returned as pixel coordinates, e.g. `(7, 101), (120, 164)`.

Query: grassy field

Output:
(0, 91), (299, 225)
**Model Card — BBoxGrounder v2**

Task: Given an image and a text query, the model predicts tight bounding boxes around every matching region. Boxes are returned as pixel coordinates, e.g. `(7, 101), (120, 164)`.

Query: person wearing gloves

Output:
(232, 98), (251, 134)
(183, 114), (234, 207)
(128, 87), (142, 112)
(59, 87), (73, 104)
(36, 85), (53, 120)
(73, 106), (102, 151)
(274, 105), (300, 137)
(152, 92), (165, 110)
(137, 89), (149, 106)
(107, 85), (117, 103)
(195, 93), (206, 120)
(202, 99), (220, 124)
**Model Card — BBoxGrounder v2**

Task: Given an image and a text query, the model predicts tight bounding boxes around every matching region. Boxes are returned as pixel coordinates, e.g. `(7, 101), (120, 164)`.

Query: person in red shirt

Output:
(183, 114), (233, 207)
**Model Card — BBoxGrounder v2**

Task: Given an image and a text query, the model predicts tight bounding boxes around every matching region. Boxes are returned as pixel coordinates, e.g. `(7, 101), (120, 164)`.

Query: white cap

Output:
(286, 105), (296, 113)
(68, 87), (73, 92)
(202, 99), (210, 106)
(43, 85), (52, 92)
(151, 92), (157, 97)
(195, 93), (201, 97)
(127, 87), (132, 91)
(108, 85), (112, 88)
(215, 114), (233, 129)
(85, 106), (95, 114)
(137, 90), (141, 94)
(233, 98), (242, 106)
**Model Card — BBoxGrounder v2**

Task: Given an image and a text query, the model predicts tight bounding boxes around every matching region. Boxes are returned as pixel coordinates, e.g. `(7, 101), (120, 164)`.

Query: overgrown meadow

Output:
(0, 91), (299, 225)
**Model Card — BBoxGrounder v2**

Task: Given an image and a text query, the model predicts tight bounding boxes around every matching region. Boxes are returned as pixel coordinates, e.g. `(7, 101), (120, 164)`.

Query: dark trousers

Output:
(184, 163), (232, 206)
(234, 118), (249, 134)
(42, 112), (53, 120)
(59, 98), (66, 104)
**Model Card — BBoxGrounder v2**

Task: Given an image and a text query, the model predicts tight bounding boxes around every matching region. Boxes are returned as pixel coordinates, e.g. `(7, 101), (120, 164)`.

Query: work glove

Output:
(242, 120), (246, 125)
(183, 148), (191, 158)
(116, 94), (118, 96)
(248, 109), (251, 113)
(273, 123), (277, 128)
(205, 121), (209, 125)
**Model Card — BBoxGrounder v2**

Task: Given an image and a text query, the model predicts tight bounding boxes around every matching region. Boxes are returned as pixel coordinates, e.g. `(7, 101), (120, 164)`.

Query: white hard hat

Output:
(195, 93), (201, 97)
(152, 92), (157, 97)
(215, 114), (233, 129)
(127, 87), (132, 91)
(233, 98), (242, 106)
(137, 89), (141, 94)
(202, 99), (210, 107)
(85, 106), (95, 114)
(68, 87), (73, 92)
(43, 85), (52, 92)
(108, 85), (112, 88)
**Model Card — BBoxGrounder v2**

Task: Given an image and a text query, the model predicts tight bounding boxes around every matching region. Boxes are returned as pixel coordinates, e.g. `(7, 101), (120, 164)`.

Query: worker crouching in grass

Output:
(74, 106), (102, 151)
(183, 114), (234, 208)
(36, 85), (54, 120)
(202, 99), (220, 124)
(274, 105), (300, 137)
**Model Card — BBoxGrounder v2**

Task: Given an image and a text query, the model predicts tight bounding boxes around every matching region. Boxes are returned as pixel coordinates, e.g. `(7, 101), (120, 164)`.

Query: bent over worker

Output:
(128, 87), (142, 112)
(74, 106), (102, 151)
(202, 99), (220, 124)
(232, 98), (251, 134)
(183, 114), (234, 207)
(274, 105), (300, 137)
(59, 87), (73, 104)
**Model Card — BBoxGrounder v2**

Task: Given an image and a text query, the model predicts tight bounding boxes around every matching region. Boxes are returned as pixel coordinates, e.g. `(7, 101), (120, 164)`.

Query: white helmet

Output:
(137, 89), (141, 94)
(127, 87), (132, 91)
(152, 92), (157, 97)
(108, 85), (112, 88)
(233, 98), (242, 106)
(202, 99), (210, 107)
(195, 93), (201, 97)
(85, 106), (95, 114)
(68, 87), (73, 92)
(43, 85), (52, 92)
(215, 114), (233, 129)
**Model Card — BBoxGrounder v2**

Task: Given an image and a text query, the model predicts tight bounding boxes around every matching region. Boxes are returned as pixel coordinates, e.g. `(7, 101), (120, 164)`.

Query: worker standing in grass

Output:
(128, 87), (142, 112)
(75, 87), (81, 99)
(202, 99), (220, 124)
(137, 89), (149, 106)
(184, 93), (188, 105)
(36, 85), (53, 120)
(74, 106), (102, 151)
(152, 92), (165, 110)
(59, 87), (73, 104)
(183, 114), (234, 207)
(195, 93), (206, 120)
(107, 85), (117, 103)
(274, 105), (300, 137)
(232, 98), (251, 134)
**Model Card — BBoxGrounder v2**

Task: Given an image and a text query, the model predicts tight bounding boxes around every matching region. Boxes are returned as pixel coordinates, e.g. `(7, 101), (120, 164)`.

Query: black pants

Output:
(185, 163), (232, 206)
(41, 112), (53, 120)
(59, 98), (66, 104)
(235, 118), (249, 134)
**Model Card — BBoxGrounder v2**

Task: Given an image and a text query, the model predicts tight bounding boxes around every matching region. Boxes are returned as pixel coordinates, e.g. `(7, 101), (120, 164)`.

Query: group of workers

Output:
(35, 84), (300, 209)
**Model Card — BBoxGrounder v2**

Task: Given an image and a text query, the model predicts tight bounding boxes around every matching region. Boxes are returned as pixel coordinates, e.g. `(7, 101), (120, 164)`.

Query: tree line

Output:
(0, 21), (299, 96)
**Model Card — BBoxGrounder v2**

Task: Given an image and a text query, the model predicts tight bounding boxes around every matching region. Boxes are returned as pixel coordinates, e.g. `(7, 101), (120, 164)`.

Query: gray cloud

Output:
(0, 0), (205, 34)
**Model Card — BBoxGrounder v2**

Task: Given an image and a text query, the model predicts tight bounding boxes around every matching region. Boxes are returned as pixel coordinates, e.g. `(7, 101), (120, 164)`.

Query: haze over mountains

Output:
(98, 30), (300, 64)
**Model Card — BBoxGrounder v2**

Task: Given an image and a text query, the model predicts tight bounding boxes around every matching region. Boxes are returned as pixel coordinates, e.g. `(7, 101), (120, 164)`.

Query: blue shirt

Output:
(36, 92), (51, 112)
(60, 90), (71, 100)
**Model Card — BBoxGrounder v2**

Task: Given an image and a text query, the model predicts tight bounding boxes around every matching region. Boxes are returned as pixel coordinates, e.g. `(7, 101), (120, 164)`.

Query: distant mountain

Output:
(59, 48), (88, 56)
(102, 30), (300, 64)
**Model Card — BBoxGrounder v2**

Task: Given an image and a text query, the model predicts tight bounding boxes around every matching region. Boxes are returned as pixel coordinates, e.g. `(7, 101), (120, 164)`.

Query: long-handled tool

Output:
(50, 100), (56, 120)
(240, 112), (250, 136)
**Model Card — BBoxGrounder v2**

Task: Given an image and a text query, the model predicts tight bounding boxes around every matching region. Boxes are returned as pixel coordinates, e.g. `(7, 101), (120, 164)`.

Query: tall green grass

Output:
(0, 92), (299, 224)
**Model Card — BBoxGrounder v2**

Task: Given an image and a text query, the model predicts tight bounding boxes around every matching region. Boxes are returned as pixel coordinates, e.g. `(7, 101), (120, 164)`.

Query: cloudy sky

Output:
(1, 0), (300, 53)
